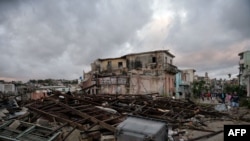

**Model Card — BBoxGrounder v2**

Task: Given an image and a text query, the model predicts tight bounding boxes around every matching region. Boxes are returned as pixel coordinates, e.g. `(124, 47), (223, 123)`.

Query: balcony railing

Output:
(164, 63), (178, 74)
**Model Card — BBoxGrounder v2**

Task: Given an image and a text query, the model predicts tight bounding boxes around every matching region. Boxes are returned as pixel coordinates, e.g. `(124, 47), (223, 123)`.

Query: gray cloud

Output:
(0, 0), (249, 81)
(0, 0), (152, 81)
(163, 0), (250, 78)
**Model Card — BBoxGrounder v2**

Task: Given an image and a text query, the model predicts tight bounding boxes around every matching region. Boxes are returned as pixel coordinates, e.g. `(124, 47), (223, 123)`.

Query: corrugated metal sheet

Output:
(116, 116), (168, 141)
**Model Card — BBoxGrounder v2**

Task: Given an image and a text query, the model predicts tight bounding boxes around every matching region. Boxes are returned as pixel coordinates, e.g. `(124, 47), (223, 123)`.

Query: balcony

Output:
(164, 63), (178, 74)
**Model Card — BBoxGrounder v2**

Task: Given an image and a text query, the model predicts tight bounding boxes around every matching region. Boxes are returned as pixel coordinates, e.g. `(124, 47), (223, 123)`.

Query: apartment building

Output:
(0, 83), (16, 94)
(82, 50), (178, 96)
(175, 69), (196, 99)
(239, 50), (250, 96)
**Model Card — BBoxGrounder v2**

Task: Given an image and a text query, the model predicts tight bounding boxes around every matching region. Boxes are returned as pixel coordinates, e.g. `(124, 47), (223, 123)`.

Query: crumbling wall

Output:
(128, 74), (175, 95)
(98, 76), (128, 94)
(129, 75), (163, 95)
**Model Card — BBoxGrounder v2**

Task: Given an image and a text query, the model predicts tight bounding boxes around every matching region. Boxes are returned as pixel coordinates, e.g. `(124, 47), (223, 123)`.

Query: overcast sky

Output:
(1, 0), (250, 82)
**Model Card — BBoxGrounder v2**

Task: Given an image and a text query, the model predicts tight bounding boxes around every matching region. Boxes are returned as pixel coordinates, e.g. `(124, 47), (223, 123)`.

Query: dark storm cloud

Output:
(0, 0), (152, 81)
(0, 0), (249, 81)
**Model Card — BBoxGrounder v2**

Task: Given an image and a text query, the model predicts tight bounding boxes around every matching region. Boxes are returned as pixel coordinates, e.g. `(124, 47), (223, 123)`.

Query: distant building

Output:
(82, 50), (178, 96)
(239, 50), (250, 96)
(0, 83), (16, 94)
(176, 69), (196, 99)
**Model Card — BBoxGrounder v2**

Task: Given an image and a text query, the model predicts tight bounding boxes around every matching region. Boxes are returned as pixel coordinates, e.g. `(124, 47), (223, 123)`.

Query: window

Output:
(107, 61), (112, 71)
(152, 57), (156, 63)
(108, 61), (111, 66)
(170, 59), (172, 64)
(118, 62), (123, 68)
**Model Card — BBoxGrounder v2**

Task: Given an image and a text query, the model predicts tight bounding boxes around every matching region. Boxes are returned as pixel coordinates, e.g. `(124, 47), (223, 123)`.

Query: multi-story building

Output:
(82, 50), (178, 96)
(0, 83), (16, 94)
(238, 50), (250, 96)
(175, 69), (196, 99)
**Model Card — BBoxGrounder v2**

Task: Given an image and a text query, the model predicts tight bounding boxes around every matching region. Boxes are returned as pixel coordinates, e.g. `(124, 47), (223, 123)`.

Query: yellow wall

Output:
(100, 59), (126, 71)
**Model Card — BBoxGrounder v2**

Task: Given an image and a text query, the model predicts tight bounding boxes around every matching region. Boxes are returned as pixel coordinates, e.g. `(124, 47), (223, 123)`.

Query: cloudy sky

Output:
(0, 0), (250, 82)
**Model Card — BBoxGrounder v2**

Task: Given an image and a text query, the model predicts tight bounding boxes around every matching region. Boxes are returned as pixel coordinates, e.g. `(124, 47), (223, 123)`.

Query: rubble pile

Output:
(0, 92), (249, 141)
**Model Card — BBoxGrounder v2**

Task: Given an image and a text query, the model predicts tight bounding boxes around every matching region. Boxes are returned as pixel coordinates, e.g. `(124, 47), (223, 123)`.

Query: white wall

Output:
(0, 84), (16, 93)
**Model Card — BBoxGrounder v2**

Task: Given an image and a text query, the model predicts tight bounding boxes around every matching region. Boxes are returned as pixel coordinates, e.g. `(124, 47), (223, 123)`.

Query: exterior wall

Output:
(99, 85), (127, 94)
(92, 74), (175, 95)
(98, 76), (128, 94)
(175, 69), (196, 99)
(239, 51), (250, 96)
(126, 51), (174, 70)
(85, 50), (177, 96)
(166, 74), (175, 95)
(182, 69), (195, 83)
(99, 58), (126, 72)
(175, 71), (182, 99)
(129, 74), (175, 95)
(31, 90), (48, 100)
(129, 75), (162, 94)
(0, 84), (16, 93)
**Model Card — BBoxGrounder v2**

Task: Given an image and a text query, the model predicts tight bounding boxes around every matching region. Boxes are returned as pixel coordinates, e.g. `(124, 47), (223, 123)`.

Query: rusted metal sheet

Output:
(0, 120), (60, 141)
(2, 90), (240, 141)
(27, 96), (125, 133)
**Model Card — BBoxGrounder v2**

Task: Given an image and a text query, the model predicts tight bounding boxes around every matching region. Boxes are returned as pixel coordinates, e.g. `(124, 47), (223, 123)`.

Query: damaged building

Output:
(82, 50), (178, 96)
(176, 69), (196, 99)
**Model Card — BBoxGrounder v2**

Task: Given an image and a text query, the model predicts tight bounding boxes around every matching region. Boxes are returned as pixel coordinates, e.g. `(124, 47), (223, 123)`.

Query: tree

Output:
(224, 83), (247, 97)
(192, 80), (206, 98)
(29, 79), (37, 83)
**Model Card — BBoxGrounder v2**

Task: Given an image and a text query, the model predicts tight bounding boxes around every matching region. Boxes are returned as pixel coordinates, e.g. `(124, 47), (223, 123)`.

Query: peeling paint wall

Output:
(98, 76), (128, 94)
(100, 85), (127, 94)
(182, 69), (196, 83)
(87, 50), (177, 95)
(126, 52), (170, 70)
(129, 74), (175, 95)
(93, 58), (126, 72)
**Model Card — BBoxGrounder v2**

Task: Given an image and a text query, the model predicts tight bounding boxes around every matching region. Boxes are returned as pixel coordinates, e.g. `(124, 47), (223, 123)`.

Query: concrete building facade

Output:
(175, 69), (196, 99)
(239, 50), (250, 96)
(82, 50), (178, 96)
(0, 83), (16, 94)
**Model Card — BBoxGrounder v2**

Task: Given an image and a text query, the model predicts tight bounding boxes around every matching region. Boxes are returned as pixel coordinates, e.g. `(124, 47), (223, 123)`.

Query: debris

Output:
(0, 91), (249, 141)
(214, 104), (227, 112)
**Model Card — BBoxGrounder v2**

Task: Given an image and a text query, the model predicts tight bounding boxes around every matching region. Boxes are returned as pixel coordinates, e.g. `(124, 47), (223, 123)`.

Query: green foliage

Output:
(224, 84), (247, 97)
(192, 80), (205, 98)
(28, 79), (78, 85)
(29, 79), (37, 83)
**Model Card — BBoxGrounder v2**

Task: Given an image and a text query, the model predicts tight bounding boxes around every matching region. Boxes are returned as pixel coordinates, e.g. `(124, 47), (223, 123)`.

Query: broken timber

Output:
(27, 97), (124, 133)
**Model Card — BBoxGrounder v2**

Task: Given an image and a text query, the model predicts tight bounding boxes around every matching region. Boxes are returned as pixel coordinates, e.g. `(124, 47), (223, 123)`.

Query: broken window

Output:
(108, 61), (111, 66)
(135, 61), (142, 69)
(152, 57), (156, 63)
(118, 62), (123, 68)
(107, 61), (112, 71)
